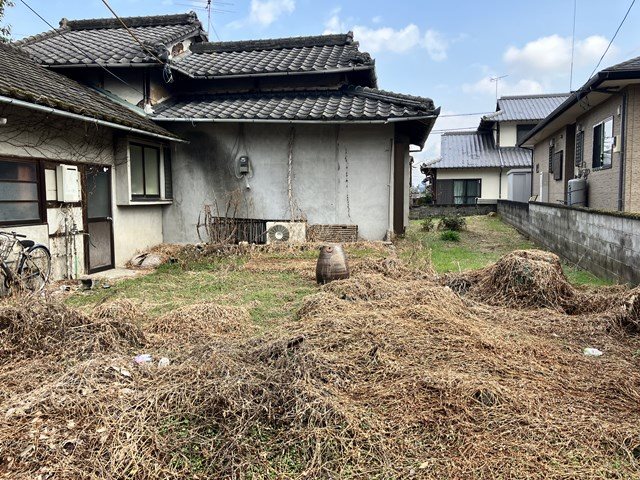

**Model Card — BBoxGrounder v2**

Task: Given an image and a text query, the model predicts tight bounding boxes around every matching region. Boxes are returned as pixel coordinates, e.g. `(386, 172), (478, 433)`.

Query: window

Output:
(517, 124), (535, 145)
(552, 151), (563, 181)
(163, 146), (173, 200)
(575, 130), (584, 168)
(592, 117), (614, 169)
(130, 143), (160, 199)
(453, 179), (481, 205)
(0, 159), (42, 225)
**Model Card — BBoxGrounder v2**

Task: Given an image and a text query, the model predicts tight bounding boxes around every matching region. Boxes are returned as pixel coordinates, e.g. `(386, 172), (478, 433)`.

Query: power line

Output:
(589, 0), (636, 79)
(438, 112), (493, 118)
(19, 0), (145, 97)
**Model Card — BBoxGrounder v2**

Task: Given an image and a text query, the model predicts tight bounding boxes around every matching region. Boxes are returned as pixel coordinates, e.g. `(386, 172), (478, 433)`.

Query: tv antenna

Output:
(490, 75), (508, 101)
(175, 0), (234, 40)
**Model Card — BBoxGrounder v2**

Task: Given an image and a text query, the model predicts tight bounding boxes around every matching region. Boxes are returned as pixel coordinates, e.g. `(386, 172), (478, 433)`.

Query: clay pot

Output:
(316, 244), (349, 284)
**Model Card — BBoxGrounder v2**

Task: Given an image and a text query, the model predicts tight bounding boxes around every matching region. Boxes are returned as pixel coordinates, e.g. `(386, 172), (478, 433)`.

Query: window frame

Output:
(592, 116), (614, 170)
(129, 142), (161, 200)
(0, 157), (45, 227)
(452, 179), (482, 205)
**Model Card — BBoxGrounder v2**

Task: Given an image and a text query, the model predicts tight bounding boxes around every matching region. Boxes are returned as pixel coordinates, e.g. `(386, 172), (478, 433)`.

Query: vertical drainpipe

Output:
(387, 138), (395, 240)
(618, 90), (627, 211)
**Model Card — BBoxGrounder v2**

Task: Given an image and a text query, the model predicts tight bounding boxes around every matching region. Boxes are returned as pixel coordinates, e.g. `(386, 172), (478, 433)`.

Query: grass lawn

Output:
(399, 215), (611, 287)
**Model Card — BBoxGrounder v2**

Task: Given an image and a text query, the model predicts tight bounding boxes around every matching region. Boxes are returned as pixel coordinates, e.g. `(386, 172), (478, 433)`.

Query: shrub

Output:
(421, 217), (435, 232)
(438, 214), (467, 231)
(440, 230), (460, 242)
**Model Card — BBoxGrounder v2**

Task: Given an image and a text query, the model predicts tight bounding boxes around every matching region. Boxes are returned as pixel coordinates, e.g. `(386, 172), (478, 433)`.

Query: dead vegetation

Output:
(1, 248), (640, 479)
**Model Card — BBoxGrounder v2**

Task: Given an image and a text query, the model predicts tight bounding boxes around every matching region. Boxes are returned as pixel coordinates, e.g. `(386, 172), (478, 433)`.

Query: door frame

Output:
(82, 164), (115, 274)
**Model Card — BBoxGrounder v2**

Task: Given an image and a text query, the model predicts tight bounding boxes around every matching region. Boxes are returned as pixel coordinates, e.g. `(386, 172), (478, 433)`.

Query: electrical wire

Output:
(589, 0), (636, 79)
(100, 0), (166, 65)
(19, 0), (145, 97)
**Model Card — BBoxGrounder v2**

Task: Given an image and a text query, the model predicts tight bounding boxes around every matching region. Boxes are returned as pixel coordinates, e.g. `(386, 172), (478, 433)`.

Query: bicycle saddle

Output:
(18, 240), (35, 248)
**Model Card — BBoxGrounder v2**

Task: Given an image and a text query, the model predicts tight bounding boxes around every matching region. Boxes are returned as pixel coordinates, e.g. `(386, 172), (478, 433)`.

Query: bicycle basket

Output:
(0, 236), (16, 261)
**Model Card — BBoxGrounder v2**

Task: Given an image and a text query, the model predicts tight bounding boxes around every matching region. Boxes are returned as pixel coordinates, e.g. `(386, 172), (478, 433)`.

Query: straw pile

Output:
(1, 252), (640, 479)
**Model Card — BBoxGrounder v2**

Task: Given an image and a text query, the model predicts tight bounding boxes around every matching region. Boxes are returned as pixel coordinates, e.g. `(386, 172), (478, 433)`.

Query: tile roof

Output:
(483, 93), (570, 122)
(603, 55), (640, 72)
(173, 32), (375, 79)
(0, 42), (177, 139)
(433, 131), (530, 169)
(152, 86), (435, 122)
(14, 12), (203, 66)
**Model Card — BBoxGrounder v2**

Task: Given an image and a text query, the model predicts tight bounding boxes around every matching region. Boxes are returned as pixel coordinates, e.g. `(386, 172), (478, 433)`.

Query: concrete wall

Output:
(163, 122), (395, 242)
(0, 106), (165, 278)
(437, 168), (506, 200)
(498, 200), (640, 284)
(410, 203), (497, 219)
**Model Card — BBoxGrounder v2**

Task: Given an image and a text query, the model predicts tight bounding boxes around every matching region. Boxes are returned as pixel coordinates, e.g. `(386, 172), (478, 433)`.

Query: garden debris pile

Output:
(1, 251), (640, 479)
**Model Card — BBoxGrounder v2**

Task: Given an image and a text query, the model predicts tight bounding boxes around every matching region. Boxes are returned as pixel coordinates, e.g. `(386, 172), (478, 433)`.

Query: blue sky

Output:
(5, 0), (640, 181)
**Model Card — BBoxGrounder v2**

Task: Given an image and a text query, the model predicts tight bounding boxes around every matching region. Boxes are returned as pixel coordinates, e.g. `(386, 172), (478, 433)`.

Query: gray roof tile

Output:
(152, 86), (435, 122)
(434, 131), (530, 169)
(0, 42), (177, 139)
(15, 12), (203, 66)
(175, 32), (374, 79)
(483, 93), (570, 122)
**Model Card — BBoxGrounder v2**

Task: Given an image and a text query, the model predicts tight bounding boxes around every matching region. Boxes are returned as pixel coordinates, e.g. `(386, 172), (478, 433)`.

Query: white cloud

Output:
(323, 13), (451, 59)
(423, 29), (448, 61)
(462, 76), (544, 97)
(228, 0), (295, 28)
(352, 24), (421, 54)
(504, 34), (616, 73)
(372, 16), (382, 24)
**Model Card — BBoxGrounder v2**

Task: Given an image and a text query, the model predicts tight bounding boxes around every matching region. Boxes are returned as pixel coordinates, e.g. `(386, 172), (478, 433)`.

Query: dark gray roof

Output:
(603, 55), (640, 72)
(153, 86), (437, 146)
(434, 131), (530, 169)
(173, 32), (375, 80)
(483, 93), (570, 122)
(0, 42), (177, 139)
(153, 86), (434, 121)
(14, 12), (203, 66)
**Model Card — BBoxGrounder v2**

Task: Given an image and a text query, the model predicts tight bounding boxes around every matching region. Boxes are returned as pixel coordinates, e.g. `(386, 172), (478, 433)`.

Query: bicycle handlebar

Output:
(0, 231), (27, 238)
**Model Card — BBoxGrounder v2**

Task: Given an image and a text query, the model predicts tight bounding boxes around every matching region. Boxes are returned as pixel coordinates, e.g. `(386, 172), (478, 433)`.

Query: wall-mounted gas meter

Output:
(238, 156), (250, 175)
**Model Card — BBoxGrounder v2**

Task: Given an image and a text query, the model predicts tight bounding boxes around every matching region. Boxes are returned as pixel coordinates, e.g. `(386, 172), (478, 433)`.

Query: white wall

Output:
(163, 122), (396, 242)
(500, 122), (518, 147)
(437, 168), (504, 200)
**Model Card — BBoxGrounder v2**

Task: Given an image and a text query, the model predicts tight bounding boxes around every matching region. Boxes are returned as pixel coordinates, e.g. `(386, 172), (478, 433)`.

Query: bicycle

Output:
(0, 231), (51, 293)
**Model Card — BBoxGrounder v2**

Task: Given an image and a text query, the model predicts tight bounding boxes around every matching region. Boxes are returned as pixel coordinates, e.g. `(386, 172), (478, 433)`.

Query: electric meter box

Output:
(238, 156), (250, 175)
(56, 164), (81, 203)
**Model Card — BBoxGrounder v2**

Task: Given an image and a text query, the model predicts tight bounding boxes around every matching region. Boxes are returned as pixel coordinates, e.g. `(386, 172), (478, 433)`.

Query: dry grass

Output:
(1, 247), (640, 479)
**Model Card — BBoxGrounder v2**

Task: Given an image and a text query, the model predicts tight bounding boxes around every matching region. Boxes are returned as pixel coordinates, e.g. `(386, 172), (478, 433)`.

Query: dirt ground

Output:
(1, 235), (639, 479)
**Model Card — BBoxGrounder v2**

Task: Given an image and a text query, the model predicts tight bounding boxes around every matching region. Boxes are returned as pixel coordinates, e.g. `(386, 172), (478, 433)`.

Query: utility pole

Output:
(490, 75), (508, 101)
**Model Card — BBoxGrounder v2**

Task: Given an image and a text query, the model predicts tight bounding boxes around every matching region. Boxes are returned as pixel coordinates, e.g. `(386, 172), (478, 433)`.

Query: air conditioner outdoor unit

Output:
(265, 221), (306, 244)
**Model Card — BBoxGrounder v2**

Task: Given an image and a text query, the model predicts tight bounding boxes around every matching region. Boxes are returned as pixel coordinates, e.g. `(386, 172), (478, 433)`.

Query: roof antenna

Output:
(207, 0), (211, 38)
(569, 0), (577, 91)
(490, 75), (508, 101)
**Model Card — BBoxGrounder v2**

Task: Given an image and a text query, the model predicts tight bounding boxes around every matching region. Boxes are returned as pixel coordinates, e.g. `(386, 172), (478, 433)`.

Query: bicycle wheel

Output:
(17, 245), (51, 292)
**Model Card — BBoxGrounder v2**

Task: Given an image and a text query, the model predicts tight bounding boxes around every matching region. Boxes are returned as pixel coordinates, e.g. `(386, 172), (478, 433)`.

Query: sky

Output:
(5, 0), (640, 183)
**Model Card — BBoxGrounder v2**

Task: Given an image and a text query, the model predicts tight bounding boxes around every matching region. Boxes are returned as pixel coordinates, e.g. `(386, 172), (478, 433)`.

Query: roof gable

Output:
(0, 42), (177, 139)
(15, 12), (203, 66)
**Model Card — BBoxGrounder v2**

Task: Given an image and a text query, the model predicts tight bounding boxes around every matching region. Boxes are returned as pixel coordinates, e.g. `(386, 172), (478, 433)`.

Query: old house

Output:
(6, 12), (438, 278)
(425, 94), (568, 204)
(0, 42), (180, 278)
(520, 58), (640, 212)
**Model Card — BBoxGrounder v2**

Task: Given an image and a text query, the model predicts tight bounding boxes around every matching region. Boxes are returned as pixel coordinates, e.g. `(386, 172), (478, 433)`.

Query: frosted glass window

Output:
(129, 144), (160, 198)
(144, 147), (160, 196)
(0, 159), (41, 224)
(130, 144), (144, 196)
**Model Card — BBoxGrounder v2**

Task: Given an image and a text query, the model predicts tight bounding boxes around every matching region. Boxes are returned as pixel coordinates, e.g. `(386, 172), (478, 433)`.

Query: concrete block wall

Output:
(410, 203), (497, 219)
(498, 200), (640, 284)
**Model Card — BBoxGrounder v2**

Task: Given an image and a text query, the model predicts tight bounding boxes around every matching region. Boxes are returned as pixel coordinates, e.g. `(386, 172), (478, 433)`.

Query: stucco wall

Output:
(436, 168), (504, 200)
(0, 106), (165, 278)
(499, 122), (518, 147)
(163, 122), (395, 242)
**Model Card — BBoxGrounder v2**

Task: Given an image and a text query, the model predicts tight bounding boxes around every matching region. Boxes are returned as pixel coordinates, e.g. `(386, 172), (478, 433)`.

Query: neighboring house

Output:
(520, 57), (640, 213)
(0, 42), (180, 279)
(424, 94), (568, 205)
(9, 12), (438, 278)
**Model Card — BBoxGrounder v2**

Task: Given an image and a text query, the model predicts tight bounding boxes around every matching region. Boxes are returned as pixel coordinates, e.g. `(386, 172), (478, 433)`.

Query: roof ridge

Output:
(345, 86), (434, 109)
(441, 130), (483, 135)
(499, 93), (570, 100)
(190, 32), (354, 54)
(60, 11), (199, 31)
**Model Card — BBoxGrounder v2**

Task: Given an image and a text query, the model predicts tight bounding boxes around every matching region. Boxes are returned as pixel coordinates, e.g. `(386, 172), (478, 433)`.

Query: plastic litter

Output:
(158, 357), (170, 368)
(133, 354), (153, 365)
(583, 348), (603, 357)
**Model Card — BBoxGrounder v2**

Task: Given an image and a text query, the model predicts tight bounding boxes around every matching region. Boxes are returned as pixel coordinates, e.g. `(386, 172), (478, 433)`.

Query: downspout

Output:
(497, 148), (504, 200)
(387, 138), (394, 240)
(618, 90), (627, 211)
